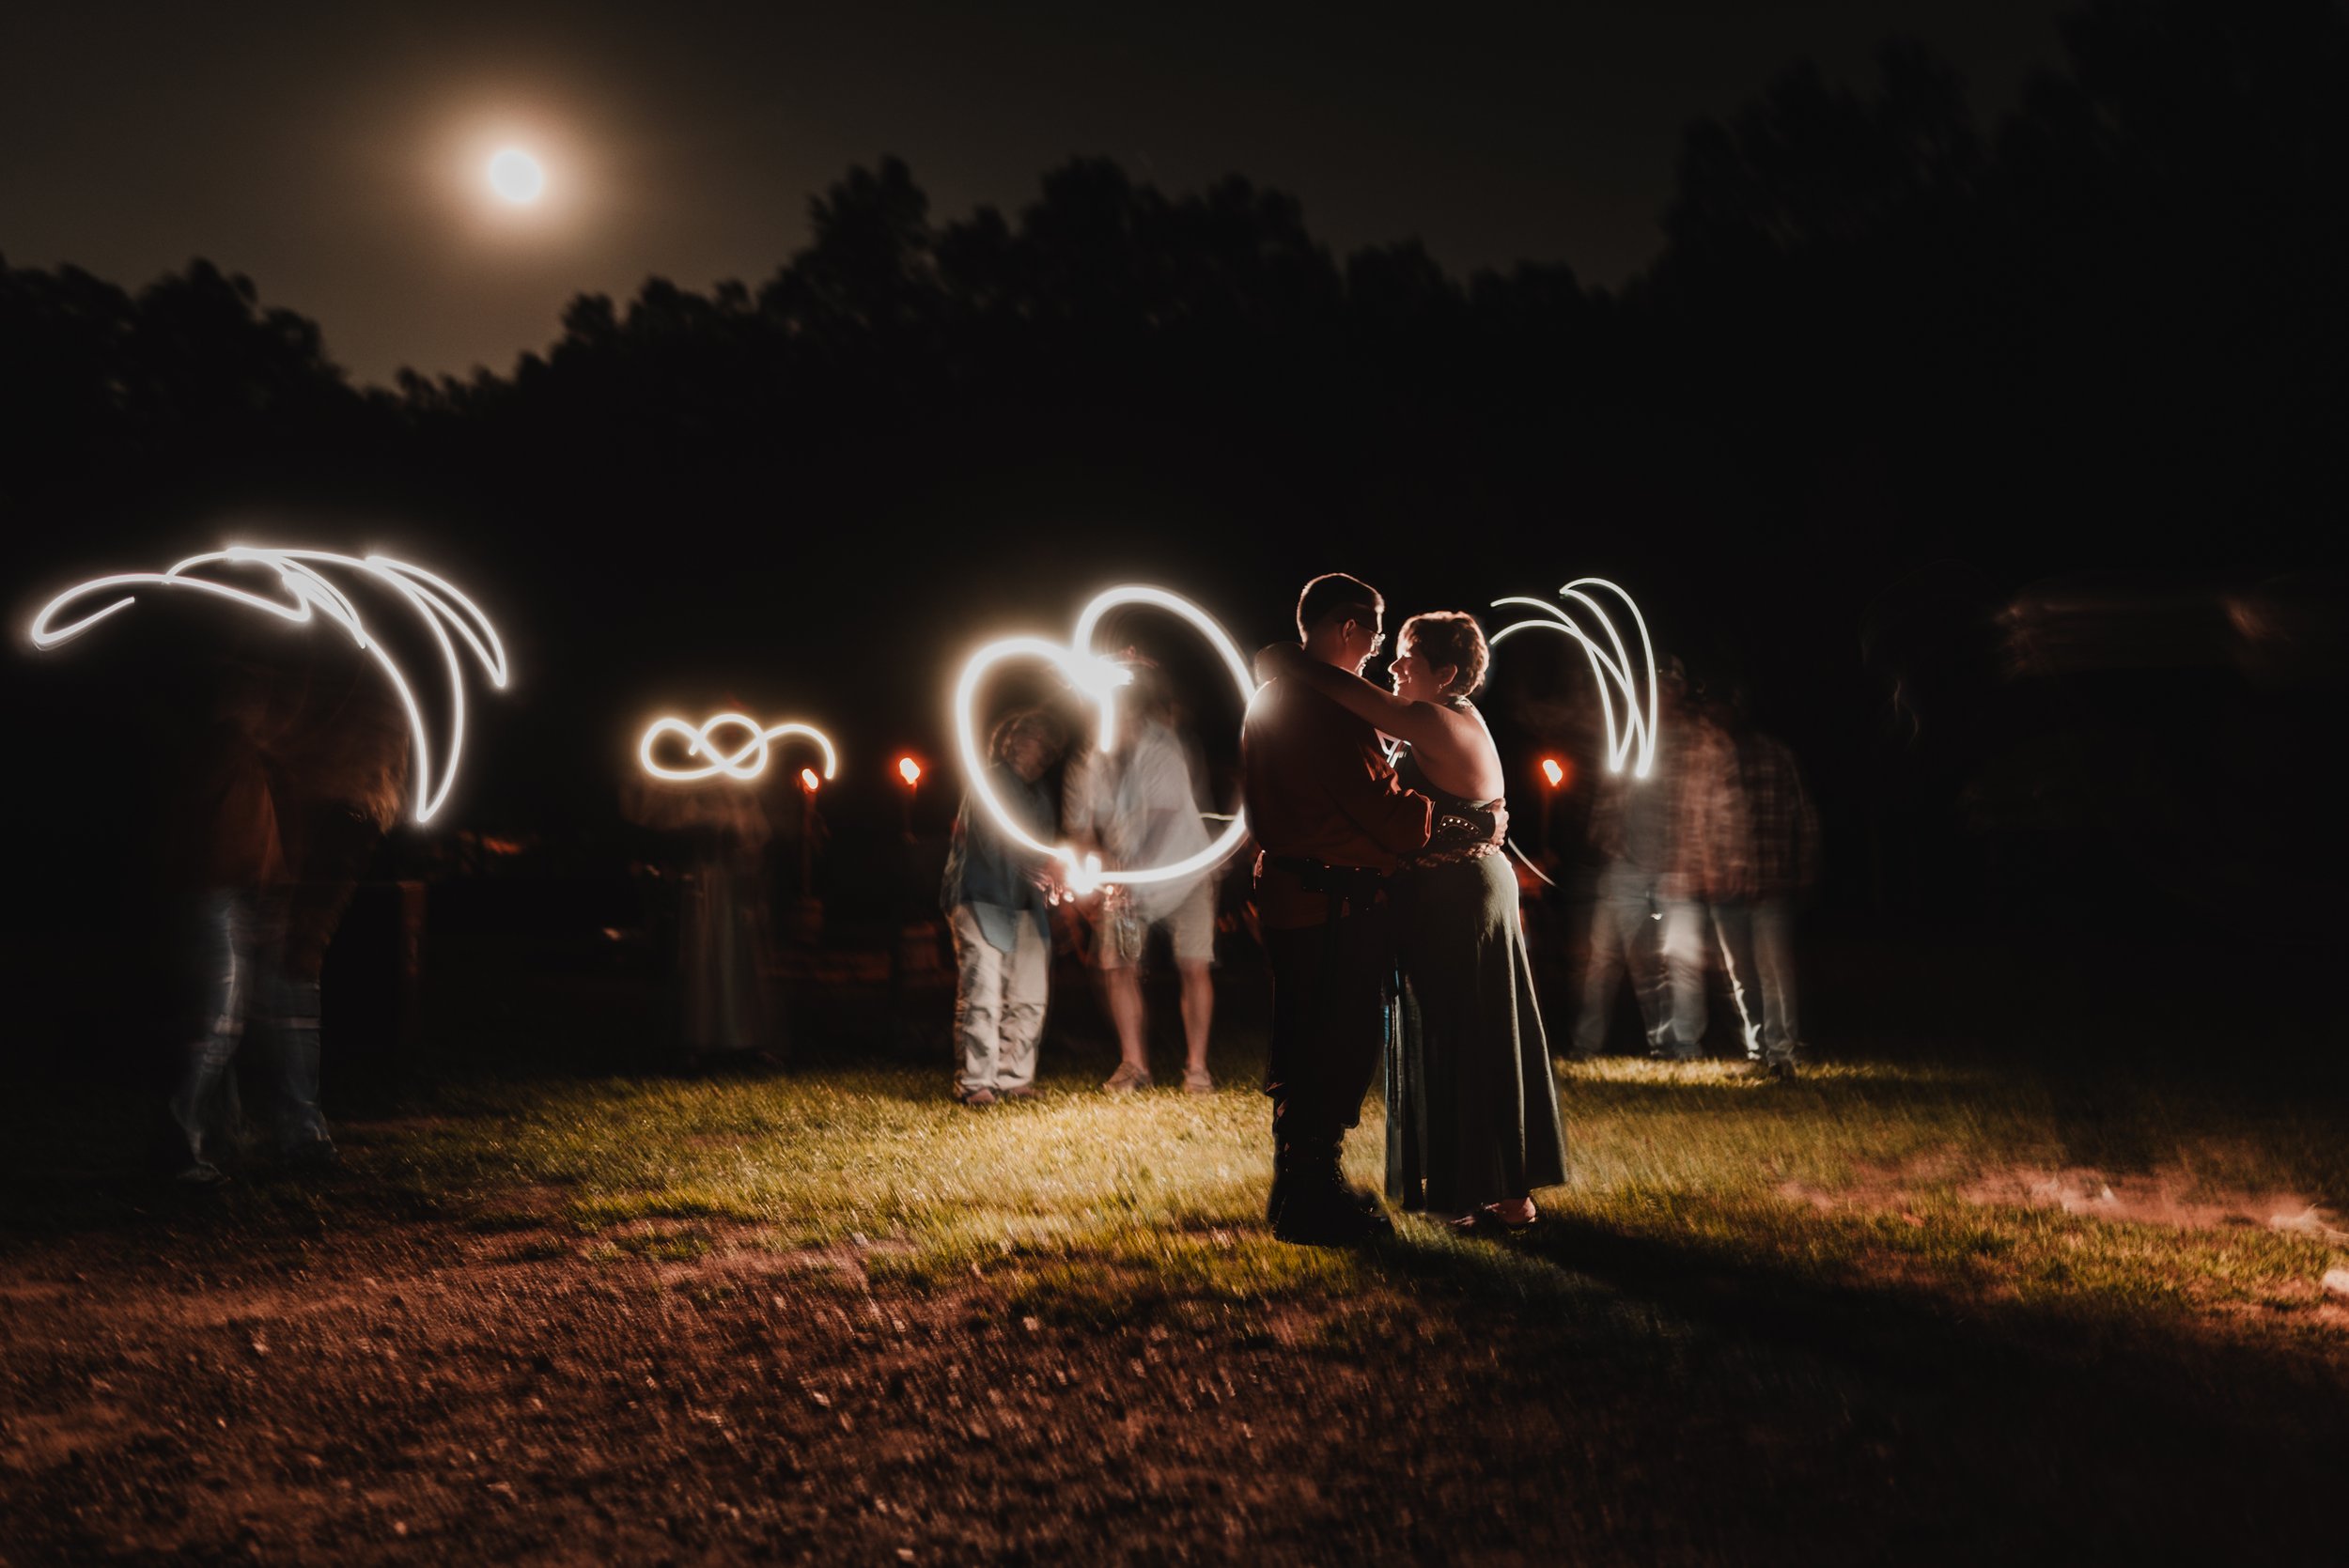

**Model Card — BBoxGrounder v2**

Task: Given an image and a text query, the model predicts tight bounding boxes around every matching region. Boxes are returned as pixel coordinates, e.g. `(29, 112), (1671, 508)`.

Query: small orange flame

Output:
(1539, 757), (1567, 789)
(897, 756), (923, 787)
(800, 768), (820, 793)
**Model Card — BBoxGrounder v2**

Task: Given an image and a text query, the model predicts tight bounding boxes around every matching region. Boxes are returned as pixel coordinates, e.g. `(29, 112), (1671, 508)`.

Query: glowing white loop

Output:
(29, 546), (509, 824)
(639, 714), (838, 784)
(955, 585), (1252, 890)
(1490, 577), (1660, 778)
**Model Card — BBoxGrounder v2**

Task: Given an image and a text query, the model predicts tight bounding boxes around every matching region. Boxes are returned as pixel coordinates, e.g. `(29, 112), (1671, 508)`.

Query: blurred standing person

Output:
(165, 666), (339, 1185)
(1570, 668), (1700, 1061)
(1571, 765), (1672, 1062)
(1654, 678), (1752, 1061)
(941, 710), (1067, 1107)
(1260, 612), (1566, 1234)
(623, 766), (780, 1067)
(1712, 695), (1821, 1078)
(679, 787), (778, 1064)
(1064, 660), (1219, 1094)
(267, 664), (410, 1151)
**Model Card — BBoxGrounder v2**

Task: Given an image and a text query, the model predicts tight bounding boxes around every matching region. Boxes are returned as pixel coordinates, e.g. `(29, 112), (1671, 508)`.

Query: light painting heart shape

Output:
(954, 584), (1254, 894)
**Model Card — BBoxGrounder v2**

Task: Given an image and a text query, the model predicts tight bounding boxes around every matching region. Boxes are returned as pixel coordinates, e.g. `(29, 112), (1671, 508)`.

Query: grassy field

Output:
(2, 944), (2345, 1563)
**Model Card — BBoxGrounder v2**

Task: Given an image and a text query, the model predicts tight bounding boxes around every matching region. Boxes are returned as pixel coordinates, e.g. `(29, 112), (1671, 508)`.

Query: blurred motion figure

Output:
(1655, 682), (1752, 1062)
(624, 764), (780, 1066)
(166, 656), (408, 1183)
(1063, 660), (1220, 1094)
(1712, 697), (1820, 1078)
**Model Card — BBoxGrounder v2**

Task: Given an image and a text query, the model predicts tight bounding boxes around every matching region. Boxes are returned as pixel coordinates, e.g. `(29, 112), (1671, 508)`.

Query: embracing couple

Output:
(1243, 573), (1570, 1246)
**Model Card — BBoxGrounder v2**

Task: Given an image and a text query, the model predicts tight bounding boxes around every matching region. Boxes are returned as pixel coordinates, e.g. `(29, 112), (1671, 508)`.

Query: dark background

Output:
(5, 0), (2344, 1060)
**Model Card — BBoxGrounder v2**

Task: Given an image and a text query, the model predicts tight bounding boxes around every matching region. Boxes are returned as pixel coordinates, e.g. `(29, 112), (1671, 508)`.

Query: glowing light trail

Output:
(955, 585), (1253, 895)
(1490, 577), (1659, 779)
(638, 715), (838, 784)
(30, 546), (508, 824)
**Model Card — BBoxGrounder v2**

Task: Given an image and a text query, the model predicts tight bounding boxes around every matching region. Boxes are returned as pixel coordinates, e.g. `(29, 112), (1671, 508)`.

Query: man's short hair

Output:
(1296, 573), (1383, 641)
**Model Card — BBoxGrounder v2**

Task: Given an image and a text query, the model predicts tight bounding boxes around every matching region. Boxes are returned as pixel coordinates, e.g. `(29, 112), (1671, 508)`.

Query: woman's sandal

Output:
(1447, 1203), (1539, 1237)
(952, 1084), (998, 1109)
(1100, 1063), (1153, 1094)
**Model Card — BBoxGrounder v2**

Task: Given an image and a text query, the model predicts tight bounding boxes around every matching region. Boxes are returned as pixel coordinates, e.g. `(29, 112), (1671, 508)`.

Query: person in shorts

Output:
(1065, 661), (1221, 1094)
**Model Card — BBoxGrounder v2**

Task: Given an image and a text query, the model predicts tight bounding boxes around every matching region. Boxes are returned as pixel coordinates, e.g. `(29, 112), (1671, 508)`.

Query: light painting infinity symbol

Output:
(638, 714), (838, 784)
(955, 584), (1253, 895)
(29, 546), (509, 824)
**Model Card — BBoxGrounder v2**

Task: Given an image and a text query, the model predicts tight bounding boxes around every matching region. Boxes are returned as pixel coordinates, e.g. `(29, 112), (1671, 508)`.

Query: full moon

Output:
(487, 147), (546, 204)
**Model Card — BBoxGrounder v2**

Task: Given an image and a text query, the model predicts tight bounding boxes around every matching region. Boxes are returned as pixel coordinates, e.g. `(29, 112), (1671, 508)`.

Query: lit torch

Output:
(896, 754), (922, 841)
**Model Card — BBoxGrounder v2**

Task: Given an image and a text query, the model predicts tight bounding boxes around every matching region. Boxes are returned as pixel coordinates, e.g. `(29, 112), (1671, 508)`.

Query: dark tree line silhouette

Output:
(5, 0), (2342, 926)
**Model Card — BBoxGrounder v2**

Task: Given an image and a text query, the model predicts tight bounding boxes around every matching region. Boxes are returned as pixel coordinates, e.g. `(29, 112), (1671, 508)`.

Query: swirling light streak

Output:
(954, 585), (1252, 896)
(29, 546), (508, 824)
(1490, 577), (1659, 779)
(638, 715), (837, 784)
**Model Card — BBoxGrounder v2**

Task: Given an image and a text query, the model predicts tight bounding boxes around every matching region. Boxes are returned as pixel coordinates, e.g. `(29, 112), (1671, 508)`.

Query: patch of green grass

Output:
(272, 1055), (2348, 1343)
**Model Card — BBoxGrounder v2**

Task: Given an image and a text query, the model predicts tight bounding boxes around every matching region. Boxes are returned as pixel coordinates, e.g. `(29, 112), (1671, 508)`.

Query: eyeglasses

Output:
(1348, 618), (1385, 655)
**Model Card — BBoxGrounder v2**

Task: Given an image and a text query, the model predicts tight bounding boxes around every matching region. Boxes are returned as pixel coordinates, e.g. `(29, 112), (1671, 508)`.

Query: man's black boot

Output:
(1272, 1139), (1392, 1247)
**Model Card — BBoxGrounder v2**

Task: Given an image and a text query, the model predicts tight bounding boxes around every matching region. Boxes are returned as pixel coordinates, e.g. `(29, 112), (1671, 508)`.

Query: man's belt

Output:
(1261, 855), (1390, 913)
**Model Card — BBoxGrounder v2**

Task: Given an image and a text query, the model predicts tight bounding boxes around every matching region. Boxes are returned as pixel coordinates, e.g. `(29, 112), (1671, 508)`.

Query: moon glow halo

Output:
(487, 148), (546, 204)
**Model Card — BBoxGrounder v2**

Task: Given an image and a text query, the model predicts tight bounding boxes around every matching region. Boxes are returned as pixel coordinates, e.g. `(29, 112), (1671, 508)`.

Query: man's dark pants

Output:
(1263, 898), (1393, 1208)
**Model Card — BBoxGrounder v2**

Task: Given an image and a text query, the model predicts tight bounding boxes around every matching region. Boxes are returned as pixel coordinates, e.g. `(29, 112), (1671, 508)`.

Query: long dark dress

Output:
(1385, 744), (1571, 1213)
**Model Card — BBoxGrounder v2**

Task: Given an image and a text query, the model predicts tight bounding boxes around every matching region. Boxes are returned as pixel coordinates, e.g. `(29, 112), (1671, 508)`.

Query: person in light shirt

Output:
(1064, 659), (1220, 1094)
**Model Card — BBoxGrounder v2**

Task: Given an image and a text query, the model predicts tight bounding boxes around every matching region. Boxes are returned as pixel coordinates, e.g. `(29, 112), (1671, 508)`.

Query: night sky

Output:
(2, 0), (2071, 385)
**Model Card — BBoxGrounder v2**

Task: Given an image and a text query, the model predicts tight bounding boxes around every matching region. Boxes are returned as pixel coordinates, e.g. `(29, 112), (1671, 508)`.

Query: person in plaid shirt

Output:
(1709, 692), (1820, 1078)
(1653, 696), (1751, 1061)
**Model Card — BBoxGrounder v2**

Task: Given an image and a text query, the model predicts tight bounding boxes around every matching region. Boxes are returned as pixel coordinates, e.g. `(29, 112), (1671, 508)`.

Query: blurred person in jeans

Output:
(1653, 683), (1752, 1062)
(1711, 691), (1820, 1078)
(941, 709), (1067, 1107)
(1571, 768), (1672, 1061)
(168, 662), (372, 1184)
(1571, 668), (1709, 1060)
(1063, 660), (1220, 1095)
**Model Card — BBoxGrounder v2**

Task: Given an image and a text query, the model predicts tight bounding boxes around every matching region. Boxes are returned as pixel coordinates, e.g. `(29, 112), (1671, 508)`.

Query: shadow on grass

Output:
(1352, 1213), (2347, 1561)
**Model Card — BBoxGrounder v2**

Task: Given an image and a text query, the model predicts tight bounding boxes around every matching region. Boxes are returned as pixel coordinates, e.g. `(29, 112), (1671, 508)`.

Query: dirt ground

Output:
(0, 1168), (1657, 1565)
(5, 1138), (2346, 1567)
(6, 931), (2346, 1565)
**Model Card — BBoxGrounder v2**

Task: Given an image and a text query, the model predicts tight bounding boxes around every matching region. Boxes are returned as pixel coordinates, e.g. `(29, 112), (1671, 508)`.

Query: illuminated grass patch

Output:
(343, 1057), (2349, 1341)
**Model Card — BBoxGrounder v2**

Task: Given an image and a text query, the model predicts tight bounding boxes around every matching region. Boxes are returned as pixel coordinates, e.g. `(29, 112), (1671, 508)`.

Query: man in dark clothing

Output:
(1242, 574), (1504, 1245)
